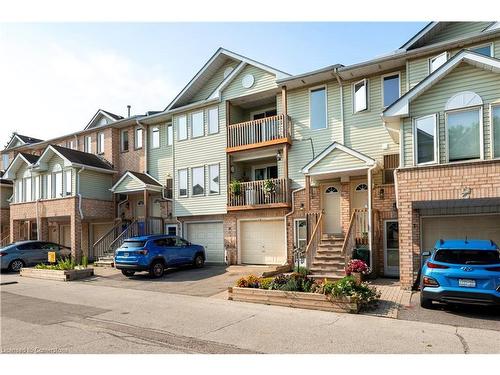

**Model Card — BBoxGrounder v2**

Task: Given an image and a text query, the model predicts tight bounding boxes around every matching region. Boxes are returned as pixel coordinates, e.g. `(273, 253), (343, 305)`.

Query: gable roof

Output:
(110, 170), (163, 193)
(165, 47), (291, 111)
(4, 133), (44, 150)
(84, 109), (124, 130)
(383, 50), (500, 119)
(2, 152), (39, 179)
(36, 145), (114, 173)
(302, 142), (375, 174)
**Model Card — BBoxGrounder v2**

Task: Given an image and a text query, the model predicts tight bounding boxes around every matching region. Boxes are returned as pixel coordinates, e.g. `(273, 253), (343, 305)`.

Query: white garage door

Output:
(240, 219), (285, 265)
(422, 215), (500, 251)
(186, 222), (224, 263)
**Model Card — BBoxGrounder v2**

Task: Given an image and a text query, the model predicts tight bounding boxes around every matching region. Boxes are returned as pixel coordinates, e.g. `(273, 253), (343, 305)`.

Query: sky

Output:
(0, 22), (426, 146)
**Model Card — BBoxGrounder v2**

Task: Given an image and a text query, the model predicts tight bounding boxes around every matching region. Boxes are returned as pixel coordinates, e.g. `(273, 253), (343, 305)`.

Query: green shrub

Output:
(259, 277), (274, 290)
(81, 255), (88, 268)
(269, 274), (289, 290)
(34, 257), (76, 271)
(293, 266), (310, 276)
(235, 274), (260, 288)
(330, 276), (380, 306)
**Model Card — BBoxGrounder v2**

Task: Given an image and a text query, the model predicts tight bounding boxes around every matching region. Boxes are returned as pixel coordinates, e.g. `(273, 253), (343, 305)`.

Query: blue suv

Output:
(114, 235), (206, 278)
(420, 239), (500, 308)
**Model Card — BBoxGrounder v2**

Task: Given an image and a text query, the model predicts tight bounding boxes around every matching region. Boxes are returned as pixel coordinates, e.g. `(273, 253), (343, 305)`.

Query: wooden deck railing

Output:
(228, 178), (290, 208)
(227, 114), (291, 150)
(0, 228), (10, 248)
(305, 210), (323, 267)
(341, 209), (369, 264)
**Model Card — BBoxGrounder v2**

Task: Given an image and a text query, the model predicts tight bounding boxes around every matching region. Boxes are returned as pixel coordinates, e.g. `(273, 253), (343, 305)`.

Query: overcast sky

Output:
(0, 22), (425, 146)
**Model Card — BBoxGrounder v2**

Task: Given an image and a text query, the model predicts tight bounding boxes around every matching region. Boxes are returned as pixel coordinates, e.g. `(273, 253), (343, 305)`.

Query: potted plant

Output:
(345, 259), (370, 285)
(229, 179), (242, 196)
(262, 179), (275, 196)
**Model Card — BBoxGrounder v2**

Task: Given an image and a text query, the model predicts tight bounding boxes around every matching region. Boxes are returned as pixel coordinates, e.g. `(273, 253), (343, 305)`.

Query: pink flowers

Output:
(345, 259), (370, 275)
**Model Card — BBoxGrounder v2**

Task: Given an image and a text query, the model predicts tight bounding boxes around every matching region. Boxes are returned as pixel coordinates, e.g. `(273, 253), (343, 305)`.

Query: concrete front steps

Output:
(309, 234), (346, 281)
(94, 255), (114, 267)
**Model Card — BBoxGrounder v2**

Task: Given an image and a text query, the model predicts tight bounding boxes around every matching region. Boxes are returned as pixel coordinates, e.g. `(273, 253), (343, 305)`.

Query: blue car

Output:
(114, 235), (206, 278)
(0, 241), (71, 272)
(420, 239), (500, 308)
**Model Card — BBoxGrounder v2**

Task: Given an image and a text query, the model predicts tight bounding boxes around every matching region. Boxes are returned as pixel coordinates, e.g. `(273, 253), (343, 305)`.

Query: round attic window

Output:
(242, 74), (255, 89)
(223, 66), (234, 79)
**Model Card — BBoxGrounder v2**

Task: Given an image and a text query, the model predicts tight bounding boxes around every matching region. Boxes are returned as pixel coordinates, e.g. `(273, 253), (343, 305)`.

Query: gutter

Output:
(333, 69), (344, 143)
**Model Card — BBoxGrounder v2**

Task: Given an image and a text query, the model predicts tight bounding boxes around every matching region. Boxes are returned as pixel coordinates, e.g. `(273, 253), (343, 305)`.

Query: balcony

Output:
(226, 114), (291, 153)
(227, 178), (291, 211)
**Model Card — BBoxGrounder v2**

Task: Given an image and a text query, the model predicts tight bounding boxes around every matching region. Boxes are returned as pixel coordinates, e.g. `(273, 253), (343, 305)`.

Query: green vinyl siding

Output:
(113, 174), (144, 194)
(148, 122), (173, 185)
(423, 22), (492, 46)
(222, 64), (277, 100)
(189, 59), (238, 103)
(309, 148), (367, 175)
(408, 58), (429, 89)
(79, 169), (113, 200)
(402, 118), (414, 166)
(0, 185), (12, 208)
(404, 62), (500, 167)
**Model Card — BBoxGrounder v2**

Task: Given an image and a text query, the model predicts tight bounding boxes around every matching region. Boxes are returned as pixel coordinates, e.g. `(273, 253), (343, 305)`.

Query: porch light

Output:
(276, 150), (282, 161)
(379, 188), (385, 200)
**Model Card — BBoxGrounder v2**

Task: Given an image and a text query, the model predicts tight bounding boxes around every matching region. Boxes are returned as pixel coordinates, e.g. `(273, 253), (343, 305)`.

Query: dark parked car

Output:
(115, 235), (206, 278)
(0, 241), (71, 272)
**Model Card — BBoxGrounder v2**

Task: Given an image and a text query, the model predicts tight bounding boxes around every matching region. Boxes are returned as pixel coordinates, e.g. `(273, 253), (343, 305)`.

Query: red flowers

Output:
(345, 259), (370, 275)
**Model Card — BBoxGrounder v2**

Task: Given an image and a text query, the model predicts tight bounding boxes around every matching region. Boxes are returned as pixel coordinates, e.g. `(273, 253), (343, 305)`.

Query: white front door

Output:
(322, 185), (341, 234)
(384, 220), (399, 277)
(352, 181), (368, 210)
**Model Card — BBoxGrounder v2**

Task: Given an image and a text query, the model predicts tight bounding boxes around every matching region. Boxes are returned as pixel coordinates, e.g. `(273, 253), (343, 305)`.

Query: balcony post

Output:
(305, 175), (311, 212)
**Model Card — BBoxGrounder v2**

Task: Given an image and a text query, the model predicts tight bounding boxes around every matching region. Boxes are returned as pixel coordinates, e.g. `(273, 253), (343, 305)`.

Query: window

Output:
(16, 180), (22, 202)
(447, 108), (481, 162)
(191, 111), (204, 138)
(121, 130), (129, 152)
(470, 44), (492, 57)
(178, 169), (188, 197)
(64, 170), (72, 196)
(97, 132), (104, 154)
(294, 219), (307, 251)
(135, 128), (143, 149)
(2, 154), (9, 169)
(493, 105), (500, 158)
(382, 154), (399, 184)
(208, 107), (219, 134)
(414, 114), (437, 164)
(24, 177), (32, 202)
(167, 124), (173, 146)
(45, 174), (52, 199)
(67, 140), (75, 150)
(310, 87), (327, 129)
(84, 136), (92, 153)
(151, 127), (160, 148)
(34, 176), (40, 200)
(325, 186), (338, 194)
(208, 164), (220, 194)
(354, 79), (368, 112)
(54, 171), (63, 198)
(355, 183), (368, 191)
(191, 166), (205, 196)
(165, 178), (173, 199)
(382, 74), (400, 107)
(165, 224), (177, 236)
(178, 115), (187, 140)
(254, 165), (278, 180)
(429, 52), (447, 73)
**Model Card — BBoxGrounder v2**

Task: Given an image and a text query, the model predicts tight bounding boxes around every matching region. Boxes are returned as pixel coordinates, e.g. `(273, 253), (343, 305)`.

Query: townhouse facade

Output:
(1, 21), (500, 289)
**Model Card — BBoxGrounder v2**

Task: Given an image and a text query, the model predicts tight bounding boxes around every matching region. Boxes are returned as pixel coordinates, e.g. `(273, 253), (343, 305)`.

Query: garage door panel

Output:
(422, 215), (500, 251)
(240, 219), (285, 265)
(186, 222), (224, 263)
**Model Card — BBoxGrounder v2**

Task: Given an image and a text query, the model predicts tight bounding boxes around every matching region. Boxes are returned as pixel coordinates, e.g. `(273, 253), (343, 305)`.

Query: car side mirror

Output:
(422, 251), (431, 257)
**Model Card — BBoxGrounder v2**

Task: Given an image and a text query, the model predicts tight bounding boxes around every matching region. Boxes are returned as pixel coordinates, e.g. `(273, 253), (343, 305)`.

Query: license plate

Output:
(458, 279), (476, 288)
(123, 252), (129, 257)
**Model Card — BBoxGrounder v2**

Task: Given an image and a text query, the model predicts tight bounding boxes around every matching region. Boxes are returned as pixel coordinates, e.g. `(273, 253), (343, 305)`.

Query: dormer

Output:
(84, 109), (124, 130)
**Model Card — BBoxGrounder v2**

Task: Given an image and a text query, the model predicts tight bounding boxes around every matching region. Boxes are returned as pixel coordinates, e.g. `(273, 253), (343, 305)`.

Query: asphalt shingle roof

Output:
(127, 170), (162, 186)
(16, 134), (44, 144)
(20, 152), (40, 164)
(50, 145), (114, 170)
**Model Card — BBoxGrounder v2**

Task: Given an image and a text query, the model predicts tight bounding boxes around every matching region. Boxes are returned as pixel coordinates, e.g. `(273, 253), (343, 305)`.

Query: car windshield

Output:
(121, 241), (146, 248)
(434, 249), (500, 265)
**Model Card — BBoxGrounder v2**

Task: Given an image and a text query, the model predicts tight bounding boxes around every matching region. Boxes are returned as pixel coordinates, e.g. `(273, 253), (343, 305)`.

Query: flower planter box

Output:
(20, 267), (94, 281)
(228, 287), (360, 313)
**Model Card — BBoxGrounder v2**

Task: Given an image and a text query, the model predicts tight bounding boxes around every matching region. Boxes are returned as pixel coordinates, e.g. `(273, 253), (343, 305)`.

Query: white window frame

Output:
(208, 107), (219, 135)
(84, 135), (92, 153)
(178, 115), (188, 141)
(97, 132), (105, 154)
(191, 166), (205, 196)
(445, 106), (484, 163)
(428, 52), (448, 74)
(353, 79), (368, 113)
(135, 127), (143, 149)
(178, 168), (188, 198)
(490, 102), (500, 159)
(167, 124), (173, 146)
(294, 218), (307, 253)
(46, 174), (52, 199)
(469, 42), (493, 57)
(34, 175), (40, 200)
(16, 180), (22, 203)
(64, 170), (72, 196)
(309, 85), (328, 130)
(412, 113), (439, 166)
(381, 72), (401, 108)
(121, 130), (129, 152)
(24, 177), (32, 202)
(191, 111), (205, 138)
(2, 154), (9, 170)
(208, 163), (220, 195)
(54, 171), (63, 198)
(151, 127), (160, 149)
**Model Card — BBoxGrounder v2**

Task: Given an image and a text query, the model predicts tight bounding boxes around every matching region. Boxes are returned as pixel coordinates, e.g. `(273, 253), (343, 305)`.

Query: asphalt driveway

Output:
(83, 264), (275, 297)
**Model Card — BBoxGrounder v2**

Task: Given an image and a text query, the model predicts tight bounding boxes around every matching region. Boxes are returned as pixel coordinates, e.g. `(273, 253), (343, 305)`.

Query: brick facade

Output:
(396, 159), (500, 289)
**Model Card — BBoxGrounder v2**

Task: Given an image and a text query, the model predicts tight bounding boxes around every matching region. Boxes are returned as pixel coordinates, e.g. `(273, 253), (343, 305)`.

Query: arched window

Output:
(325, 186), (338, 194)
(355, 183), (368, 192)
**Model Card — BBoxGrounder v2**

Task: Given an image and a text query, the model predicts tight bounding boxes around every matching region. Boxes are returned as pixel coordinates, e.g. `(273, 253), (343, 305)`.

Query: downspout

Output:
(367, 163), (377, 270)
(30, 166), (41, 240)
(135, 119), (148, 173)
(333, 69), (344, 144)
(284, 187), (306, 266)
(77, 167), (85, 220)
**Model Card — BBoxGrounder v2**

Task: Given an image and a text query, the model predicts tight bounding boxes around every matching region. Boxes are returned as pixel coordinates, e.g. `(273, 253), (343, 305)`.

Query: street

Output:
(1, 272), (499, 354)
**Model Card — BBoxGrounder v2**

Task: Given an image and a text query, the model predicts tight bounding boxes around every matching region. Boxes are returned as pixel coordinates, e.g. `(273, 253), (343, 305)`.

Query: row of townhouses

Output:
(1, 22), (500, 289)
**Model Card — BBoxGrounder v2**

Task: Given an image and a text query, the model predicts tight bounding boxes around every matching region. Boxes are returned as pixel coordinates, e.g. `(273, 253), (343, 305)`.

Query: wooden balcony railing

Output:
(227, 178), (290, 209)
(227, 114), (291, 152)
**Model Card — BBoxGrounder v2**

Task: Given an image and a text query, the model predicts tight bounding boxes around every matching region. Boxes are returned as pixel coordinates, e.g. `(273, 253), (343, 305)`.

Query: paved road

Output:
(1, 273), (499, 354)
